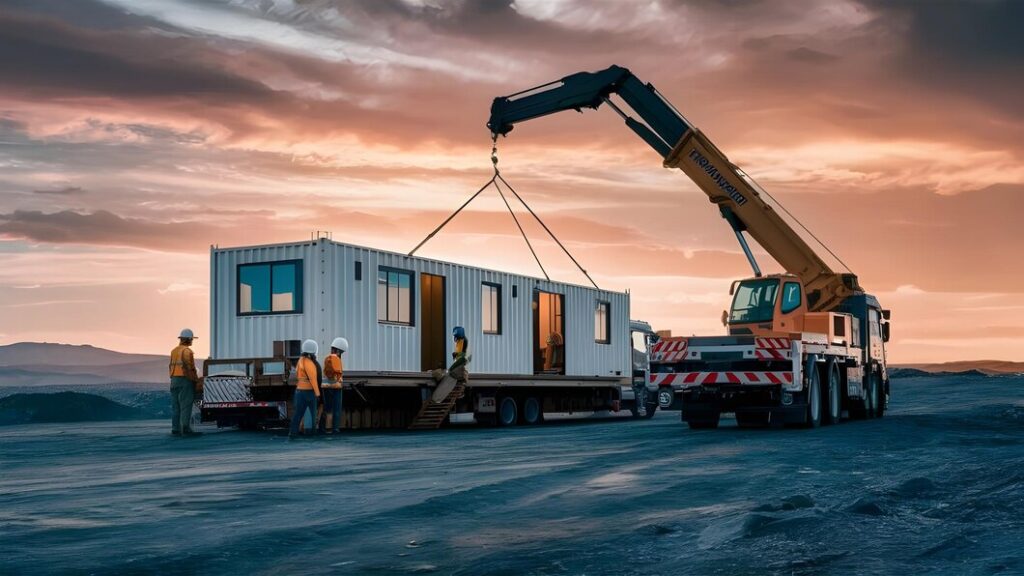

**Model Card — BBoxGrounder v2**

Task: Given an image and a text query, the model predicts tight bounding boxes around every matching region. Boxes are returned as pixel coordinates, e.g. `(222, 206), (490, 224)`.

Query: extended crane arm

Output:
(488, 65), (861, 311)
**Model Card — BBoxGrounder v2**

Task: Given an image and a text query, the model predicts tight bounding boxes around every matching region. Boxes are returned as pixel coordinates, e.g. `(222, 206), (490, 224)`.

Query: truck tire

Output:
(521, 396), (543, 425)
(804, 363), (822, 428)
(497, 396), (518, 427)
(823, 360), (842, 425)
(876, 379), (888, 418)
(867, 374), (881, 418)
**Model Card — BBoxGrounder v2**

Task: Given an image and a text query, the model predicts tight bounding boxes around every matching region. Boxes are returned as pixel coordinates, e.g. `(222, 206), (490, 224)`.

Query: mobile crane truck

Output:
(488, 65), (891, 429)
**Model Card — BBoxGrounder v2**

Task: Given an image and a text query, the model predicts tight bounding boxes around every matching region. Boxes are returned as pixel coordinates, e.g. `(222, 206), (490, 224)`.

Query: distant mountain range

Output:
(893, 360), (1024, 376)
(0, 342), (202, 389)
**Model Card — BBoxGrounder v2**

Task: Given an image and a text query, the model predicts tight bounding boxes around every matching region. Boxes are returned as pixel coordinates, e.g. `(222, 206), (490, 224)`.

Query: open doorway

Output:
(534, 290), (565, 374)
(420, 273), (446, 371)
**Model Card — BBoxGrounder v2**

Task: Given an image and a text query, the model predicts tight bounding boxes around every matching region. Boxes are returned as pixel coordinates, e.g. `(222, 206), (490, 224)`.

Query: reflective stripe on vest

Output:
(296, 357), (316, 390)
(169, 345), (191, 377)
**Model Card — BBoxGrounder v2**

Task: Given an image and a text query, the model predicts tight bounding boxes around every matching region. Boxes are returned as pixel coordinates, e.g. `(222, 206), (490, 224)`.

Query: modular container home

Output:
(210, 238), (632, 380)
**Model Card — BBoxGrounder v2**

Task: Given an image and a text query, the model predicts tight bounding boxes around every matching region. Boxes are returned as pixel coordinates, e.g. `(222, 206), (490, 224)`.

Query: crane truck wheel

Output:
(496, 396), (518, 427)
(876, 380), (888, 418)
(868, 375), (881, 419)
(823, 360), (842, 425)
(803, 362), (822, 428)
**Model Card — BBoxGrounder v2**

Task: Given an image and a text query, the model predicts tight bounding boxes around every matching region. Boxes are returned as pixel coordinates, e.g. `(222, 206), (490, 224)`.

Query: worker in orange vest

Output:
(169, 328), (200, 436)
(321, 337), (348, 434)
(289, 339), (322, 438)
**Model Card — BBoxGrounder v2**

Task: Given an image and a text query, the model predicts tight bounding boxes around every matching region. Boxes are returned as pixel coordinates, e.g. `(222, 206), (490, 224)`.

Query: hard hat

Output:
(452, 326), (465, 339)
(301, 339), (318, 355)
(331, 337), (349, 353)
(179, 328), (197, 339)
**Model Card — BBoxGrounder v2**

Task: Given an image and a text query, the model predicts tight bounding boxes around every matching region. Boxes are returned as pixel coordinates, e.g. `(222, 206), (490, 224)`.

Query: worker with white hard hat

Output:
(321, 337), (348, 434)
(289, 339), (322, 438)
(169, 328), (200, 436)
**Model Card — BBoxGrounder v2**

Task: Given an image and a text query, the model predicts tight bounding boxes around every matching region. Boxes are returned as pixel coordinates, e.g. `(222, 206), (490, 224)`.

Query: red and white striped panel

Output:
(755, 337), (791, 349)
(755, 337), (791, 360)
(650, 371), (793, 388)
(651, 338), (689, 364)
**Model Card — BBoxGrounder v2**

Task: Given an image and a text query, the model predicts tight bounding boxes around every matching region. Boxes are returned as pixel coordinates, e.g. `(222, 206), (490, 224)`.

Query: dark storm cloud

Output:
(862, 0), (1024, 116)
(0, 12), (274, 101)
(0, 209), (215, 251)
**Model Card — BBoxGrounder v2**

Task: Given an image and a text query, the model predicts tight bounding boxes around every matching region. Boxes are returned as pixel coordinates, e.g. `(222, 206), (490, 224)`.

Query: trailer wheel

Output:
(521, 397), (543, 425)
(823, 360), (842, 425)
(804, 363), (822, 428)
(497, 396), (518, 427)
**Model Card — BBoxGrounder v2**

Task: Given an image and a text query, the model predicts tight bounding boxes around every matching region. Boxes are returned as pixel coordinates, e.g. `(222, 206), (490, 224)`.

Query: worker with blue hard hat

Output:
(450, 326), (469, 374)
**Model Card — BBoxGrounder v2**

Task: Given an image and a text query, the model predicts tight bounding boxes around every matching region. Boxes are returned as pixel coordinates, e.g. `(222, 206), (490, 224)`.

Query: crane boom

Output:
(488, 65), (861, 312)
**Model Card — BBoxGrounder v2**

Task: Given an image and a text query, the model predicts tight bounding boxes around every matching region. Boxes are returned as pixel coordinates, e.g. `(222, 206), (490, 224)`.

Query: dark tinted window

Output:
(729, 279), (779, 323)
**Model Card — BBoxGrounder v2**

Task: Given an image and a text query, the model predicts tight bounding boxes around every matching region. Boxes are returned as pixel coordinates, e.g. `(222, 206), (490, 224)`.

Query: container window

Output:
(238, 260), (303, 316)
(377, 267), (414, 325)
(482, 282), (501, 334)
(595, 301), (611, 344)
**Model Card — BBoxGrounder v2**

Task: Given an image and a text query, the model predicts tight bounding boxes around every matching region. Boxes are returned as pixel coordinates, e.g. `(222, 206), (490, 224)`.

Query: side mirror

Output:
(882, 309), (891, 320)
(721, 310), (729, 326)
(648, 332), (661, 344)
(729, 281), (739, 296)
(882, 323), (891, 343)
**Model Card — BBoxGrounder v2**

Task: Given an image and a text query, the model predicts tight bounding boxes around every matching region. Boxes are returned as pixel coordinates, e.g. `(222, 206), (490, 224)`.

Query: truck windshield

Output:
(730, 279), (779, 324)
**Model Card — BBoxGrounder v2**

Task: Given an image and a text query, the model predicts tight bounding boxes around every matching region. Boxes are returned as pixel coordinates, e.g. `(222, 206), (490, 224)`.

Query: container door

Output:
(420, 273), (446, 371)
(534, 290), (565, 374)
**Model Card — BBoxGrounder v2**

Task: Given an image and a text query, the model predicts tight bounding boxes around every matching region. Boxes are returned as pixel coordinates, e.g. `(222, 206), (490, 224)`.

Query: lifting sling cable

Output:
(407, 175), (496, 257)
(495, 172), (600, 290)
(407, 174), (549, 280)
(492, 178), (550, 281)
(410, 141), (599, 289)
(735, 167), (854, 274)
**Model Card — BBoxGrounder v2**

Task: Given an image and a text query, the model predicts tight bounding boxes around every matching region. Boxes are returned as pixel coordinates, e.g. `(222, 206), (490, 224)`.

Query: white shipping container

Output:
(210, 239), (631, 379)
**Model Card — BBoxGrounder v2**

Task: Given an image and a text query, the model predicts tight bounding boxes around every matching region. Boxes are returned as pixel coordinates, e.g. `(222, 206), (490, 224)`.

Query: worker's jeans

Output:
(290, 390), (318, 436)
(170, 376), (195, 433)
(323, 387), (342, 432)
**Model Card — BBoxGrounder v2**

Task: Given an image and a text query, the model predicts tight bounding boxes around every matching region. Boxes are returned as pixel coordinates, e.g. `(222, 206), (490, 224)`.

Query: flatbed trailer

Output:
(200, 357), (634, 430)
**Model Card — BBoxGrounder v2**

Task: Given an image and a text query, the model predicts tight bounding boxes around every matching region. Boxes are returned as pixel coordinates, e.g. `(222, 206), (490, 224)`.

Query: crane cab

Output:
(726, 274), (808, 337)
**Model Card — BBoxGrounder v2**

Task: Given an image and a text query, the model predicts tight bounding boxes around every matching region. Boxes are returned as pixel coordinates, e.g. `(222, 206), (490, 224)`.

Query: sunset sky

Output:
(1, 0), (1022, 362)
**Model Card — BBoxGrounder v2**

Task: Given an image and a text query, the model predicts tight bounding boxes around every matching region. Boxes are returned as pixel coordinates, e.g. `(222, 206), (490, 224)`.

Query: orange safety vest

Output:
(324, 354), (343, 388)
(169, 345), (195, 379)
(296, 356), (321, 395)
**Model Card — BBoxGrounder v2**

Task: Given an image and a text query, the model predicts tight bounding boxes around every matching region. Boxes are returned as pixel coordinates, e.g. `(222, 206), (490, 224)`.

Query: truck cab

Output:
(727, 274), (812, 337)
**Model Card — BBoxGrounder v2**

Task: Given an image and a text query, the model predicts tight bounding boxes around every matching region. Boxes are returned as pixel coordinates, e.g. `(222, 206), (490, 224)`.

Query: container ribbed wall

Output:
(211, 239), (630, 378)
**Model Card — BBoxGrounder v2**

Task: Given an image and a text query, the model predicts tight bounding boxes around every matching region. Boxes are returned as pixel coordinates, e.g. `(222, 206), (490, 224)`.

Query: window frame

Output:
(595, 300), (611, 344)
(481, 281), (502, 335)
(236, 259), (304, 317)
(376, 266), (416, 326)
(780, 281), (802, 314)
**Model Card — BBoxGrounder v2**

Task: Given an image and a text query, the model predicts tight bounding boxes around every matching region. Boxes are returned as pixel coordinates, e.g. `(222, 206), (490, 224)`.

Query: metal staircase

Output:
(408, 382), (465, 430)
